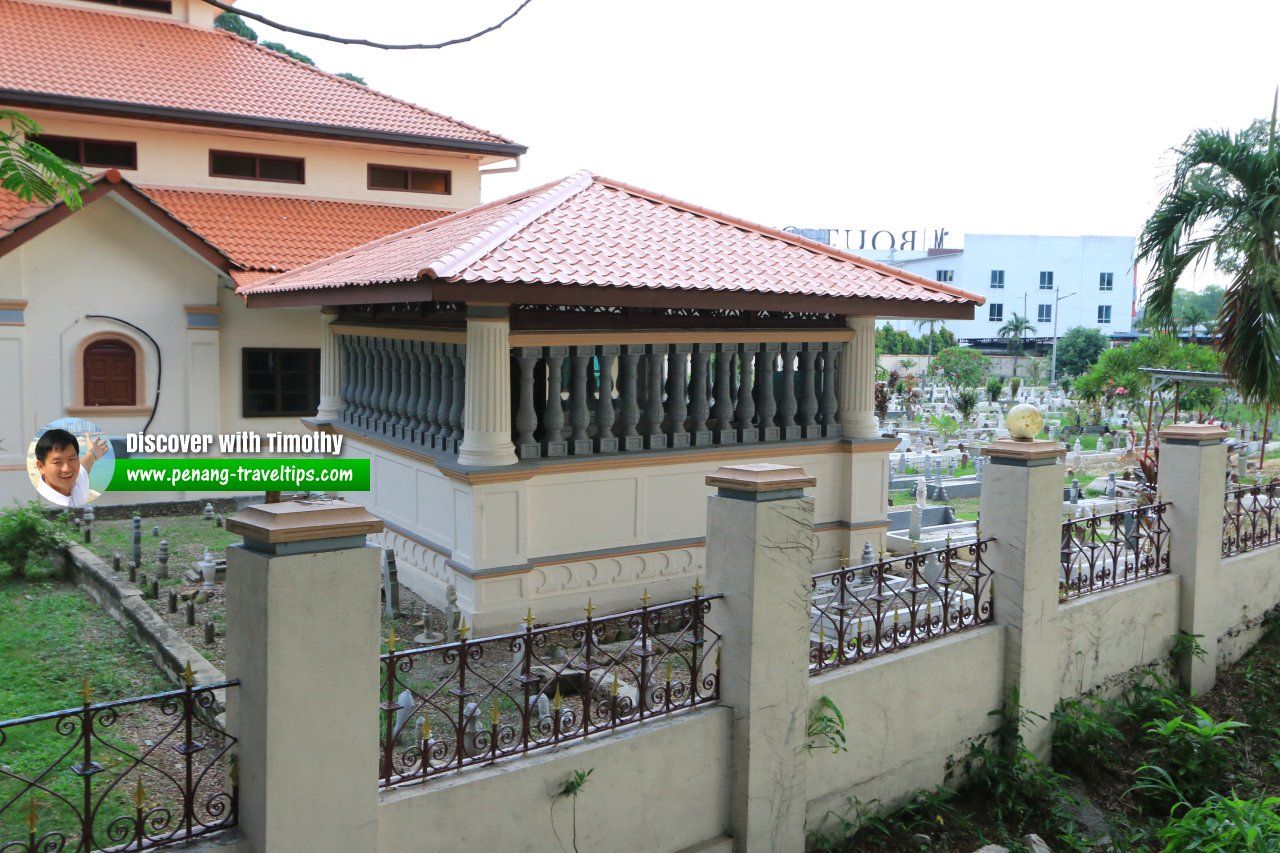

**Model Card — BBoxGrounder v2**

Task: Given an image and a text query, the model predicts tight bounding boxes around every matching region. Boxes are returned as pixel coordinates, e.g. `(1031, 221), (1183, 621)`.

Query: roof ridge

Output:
(136, 183), (455, 213)
(426, 171), (596, 280)
(238, 176), (571, 291)
(228, 30), (518, 146)
(590, 174), (985, 305)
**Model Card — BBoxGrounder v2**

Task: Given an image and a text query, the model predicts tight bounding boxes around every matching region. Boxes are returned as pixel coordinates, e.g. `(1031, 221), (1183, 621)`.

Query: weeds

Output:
(551, 768), (593, 853)
(807, 696), (848, 755)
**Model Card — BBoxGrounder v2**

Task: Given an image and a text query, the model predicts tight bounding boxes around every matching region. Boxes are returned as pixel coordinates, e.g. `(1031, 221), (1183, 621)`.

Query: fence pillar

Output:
(705, 463), (816, 853)
(980, 438), (1065, 759)
(225, 500), (384, 853)
(1158, 423), (1229, 694)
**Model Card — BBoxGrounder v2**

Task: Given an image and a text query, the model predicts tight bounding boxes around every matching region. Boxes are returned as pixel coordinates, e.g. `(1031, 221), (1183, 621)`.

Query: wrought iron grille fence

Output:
(1060, 503), (1171, 600)
(808, 539), (995, 673)
(1223, 481), (1280, 557)
(378, 589), (722, 788)
(0, 676), (238, 853)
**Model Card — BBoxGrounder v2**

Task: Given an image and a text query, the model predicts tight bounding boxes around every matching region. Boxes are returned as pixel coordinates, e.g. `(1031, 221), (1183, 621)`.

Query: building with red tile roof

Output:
(0, 0), (524, 509)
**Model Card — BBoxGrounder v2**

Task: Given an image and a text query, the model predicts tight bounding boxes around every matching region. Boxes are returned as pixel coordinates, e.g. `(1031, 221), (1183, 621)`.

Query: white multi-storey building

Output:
(887, 234), (1137, 343)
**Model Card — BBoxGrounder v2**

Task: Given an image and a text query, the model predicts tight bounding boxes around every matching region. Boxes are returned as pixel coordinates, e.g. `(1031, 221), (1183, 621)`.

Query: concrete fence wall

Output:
(196, 423), (1280, 853)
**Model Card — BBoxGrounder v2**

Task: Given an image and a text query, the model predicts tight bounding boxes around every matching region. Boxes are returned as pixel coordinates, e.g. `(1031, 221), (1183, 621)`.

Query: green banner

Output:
(106, 459), (371, 492)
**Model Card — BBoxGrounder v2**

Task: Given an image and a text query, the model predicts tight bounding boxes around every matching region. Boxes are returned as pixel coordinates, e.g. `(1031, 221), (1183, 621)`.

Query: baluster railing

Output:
(779, 342), (799, 439)
(819, 343), (839, 437)
(448, 346), (465, 451)
(569, 346), (593, 455)
(713, 345), (736, 445)
(797, 344), (819, 438)
(756, 343), (779, 442)
(595, 346), (619, 453)
(735, 343), (757, 444)
(643, 345), (668, 449)
(618, 345), (643, 452)
(689, 345), (712, 446)
(668, 344), (690, 448)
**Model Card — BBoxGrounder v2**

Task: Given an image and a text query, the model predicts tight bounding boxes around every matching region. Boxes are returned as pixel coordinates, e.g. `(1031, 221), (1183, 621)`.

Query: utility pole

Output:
(1049, 288), (1077, 387)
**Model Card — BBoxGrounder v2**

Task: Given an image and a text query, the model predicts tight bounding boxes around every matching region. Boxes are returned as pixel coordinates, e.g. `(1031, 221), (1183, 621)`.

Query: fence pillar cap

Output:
(706, 463), (816, 500)
(983, 439), (1065, 466)
(227, 498), (383, 554)
(1160, 423), (1229, 446)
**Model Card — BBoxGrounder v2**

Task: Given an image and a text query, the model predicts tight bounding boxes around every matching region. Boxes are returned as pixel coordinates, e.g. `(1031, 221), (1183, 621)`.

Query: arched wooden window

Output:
(84, 339), (137, 406)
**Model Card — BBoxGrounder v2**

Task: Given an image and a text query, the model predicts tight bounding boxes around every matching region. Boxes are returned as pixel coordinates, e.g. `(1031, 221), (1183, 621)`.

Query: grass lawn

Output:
(0, 556), (171, 843)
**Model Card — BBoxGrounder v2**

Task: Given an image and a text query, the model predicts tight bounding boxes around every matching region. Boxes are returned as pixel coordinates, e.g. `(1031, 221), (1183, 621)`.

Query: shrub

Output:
(955, 389), (980, 421)
(986, 376), (1004, 402)
(1157, 794), (1280, 851)
(0, 501), (72, 578)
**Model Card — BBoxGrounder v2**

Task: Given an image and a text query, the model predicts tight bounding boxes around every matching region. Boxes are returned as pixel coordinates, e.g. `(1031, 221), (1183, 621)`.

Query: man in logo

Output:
(34, 429), (108, 508)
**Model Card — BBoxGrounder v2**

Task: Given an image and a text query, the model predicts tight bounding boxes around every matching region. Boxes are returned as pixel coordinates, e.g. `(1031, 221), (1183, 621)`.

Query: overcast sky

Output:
(241, 0), (1279, 281)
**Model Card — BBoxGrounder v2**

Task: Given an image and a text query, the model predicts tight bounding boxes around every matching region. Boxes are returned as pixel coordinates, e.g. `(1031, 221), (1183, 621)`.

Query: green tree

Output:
(997, 313), (1036, 377)
(0, 111), (89, 209)
(261, 41), (317, 65)
(1074, 335), (1223, 416)
(337, 72), (368, 85)
(931, 346), (991, 392)
(213, 11), (258, 41)
(1054, 327), (1108, 378)
(1138, 103), (1280, 407)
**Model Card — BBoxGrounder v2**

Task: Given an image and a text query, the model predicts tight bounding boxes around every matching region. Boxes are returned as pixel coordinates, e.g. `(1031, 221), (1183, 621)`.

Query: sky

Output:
(240, 0), (1280, 282)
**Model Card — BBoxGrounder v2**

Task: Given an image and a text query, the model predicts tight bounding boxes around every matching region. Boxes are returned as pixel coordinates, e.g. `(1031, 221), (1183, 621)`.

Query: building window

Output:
(242, 349), (320, 417)
(1098, 305), (1112, 324)
(989, 303), (1004, 323)
(1038, 304), (1052, 323)
(1099, 272), (1114, 291)
(40, 135), (137, 170)
(990, 270), (1004, 288)
(367, 165), (451, 194)
(935, 269), (954, 283)
(1039, 271), (1054, 290)
(210, 151), (305, 183)
(83, 339), (137, 406)
(84, 0), (172, 10)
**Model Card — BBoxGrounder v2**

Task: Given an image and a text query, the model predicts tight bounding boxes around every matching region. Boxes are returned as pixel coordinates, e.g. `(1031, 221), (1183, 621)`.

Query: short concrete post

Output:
(980, 439), (1066, 759)
(1158, 424), (1229, 694)
(225, 499), (384, 853)
(704, 463), (816, 853)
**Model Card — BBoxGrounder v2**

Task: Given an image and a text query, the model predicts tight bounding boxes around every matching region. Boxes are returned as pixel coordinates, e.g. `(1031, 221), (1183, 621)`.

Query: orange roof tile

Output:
(136, 187), (452, 272)
(0, 177), (450, 274)
(244, 172), (986, 314)
(0, 0), (523, 154)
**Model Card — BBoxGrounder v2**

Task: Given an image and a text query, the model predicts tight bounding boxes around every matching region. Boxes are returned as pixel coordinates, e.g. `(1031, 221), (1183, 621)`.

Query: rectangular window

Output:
(210, 151), (305, 183)
(368, 165), (451, 194)
(242, 348), (320, 417)
(989, 303), (1004, 323)
(1099, 272), (1114, 291)
(39, 135), (137, 170)
(935, 269), (954, 283)
(1098, 305), (1112, 324)
(1038, 304), (1052, 323)
(1039, 271), (1054, 290)
(990, 269), (1004, 288)
(84, 0), (172, 11)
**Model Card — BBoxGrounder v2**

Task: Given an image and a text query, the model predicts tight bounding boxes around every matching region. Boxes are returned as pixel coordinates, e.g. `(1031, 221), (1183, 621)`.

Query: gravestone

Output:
(1070, 479), (1080, 504)
(1239, 448), (1250, 482)
(974, 455), (984, 484)
(444, 584), (460, 643)
(203, 502), (215, 522)
(860, 540), (874, 566)
(461, 702), (483, 757)
(909, 477), (925, 540)
(382, 548), (401, 618)
(131, 515), (142, 569)
(112, 554), (121, 573)
(215, 514), (224, 528)
(204, 621), (215, 645)
(156, 540), (170, 580)
(392, 688), (415, 741)
(150, 578), (160, 599)
(152, 525), (160, 538)
(82, 505), (94, 544)
(1105, 472), (1117, 498)
(186, 600), (196, 627)
(923, 550), (942, 585)
(168, 591), (178, 614)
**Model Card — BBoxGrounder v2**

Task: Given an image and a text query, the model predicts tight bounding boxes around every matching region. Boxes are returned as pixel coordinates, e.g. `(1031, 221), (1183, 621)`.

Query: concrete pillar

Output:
(980, 438), (1065, 759)
(225, 500), (385, 853)
(705, 463), (816, 853)
(457, 305), (518, 467)
(838, 316), (880, 439)
(1158, 423), (1229, 694)
(316, 310), (343, 422)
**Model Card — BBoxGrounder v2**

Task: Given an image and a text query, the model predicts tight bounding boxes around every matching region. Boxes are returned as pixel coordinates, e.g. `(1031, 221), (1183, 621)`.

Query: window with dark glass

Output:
(1099, 272), (1114, 291)
(210, 151), (305, 183)
(990, 269), (1005, 288)
(935, 269), (954, 283)
(242, 349), (320, 417)
(84, 339), (136, 406)
(1098, 305), (1112, 324)
(1038, 304), (1053, 323)
(1039, 271), (1054, 290)
(368, 165), (451, 194)
(84, 0), (172, 11)
(989, 303), (1004, 322)
(40, 135), (137, 170)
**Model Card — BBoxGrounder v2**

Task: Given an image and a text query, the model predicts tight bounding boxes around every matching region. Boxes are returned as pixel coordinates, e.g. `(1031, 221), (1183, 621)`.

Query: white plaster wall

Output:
(1217, 548), (1280, 667)
(1057, 575), (1180, 700)
(14, 107), (485, 209)
(805, 626), (1005, 832)
(377, 707), (732, 853)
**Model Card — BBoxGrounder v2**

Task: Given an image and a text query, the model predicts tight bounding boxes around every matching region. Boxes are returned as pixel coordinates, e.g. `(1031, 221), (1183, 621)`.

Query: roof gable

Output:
(0, 0), (525, 155)
(242, 171), (985, 318)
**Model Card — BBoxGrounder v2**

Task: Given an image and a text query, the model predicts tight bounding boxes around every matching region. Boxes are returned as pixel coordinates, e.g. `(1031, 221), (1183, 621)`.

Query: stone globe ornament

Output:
(1005, 403), (1044, 441)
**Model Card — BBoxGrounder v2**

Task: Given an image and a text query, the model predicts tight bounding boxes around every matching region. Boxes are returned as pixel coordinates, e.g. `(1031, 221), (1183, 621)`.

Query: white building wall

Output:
(890, 234), (1136, 342)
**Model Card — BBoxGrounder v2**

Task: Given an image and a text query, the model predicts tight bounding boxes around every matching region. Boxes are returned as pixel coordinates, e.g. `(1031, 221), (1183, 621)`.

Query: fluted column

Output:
(457, 306), (516, 467)
(317, 312), (344, 421)
(838, 316), (880, 439)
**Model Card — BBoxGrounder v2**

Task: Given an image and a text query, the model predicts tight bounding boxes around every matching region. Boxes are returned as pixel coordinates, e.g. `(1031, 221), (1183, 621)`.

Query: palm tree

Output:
(998, 313), (1037, 378)
(1138, 98), (1280, 409)
(1179, 305), (1211, 344)
(0, 110), (88, 208)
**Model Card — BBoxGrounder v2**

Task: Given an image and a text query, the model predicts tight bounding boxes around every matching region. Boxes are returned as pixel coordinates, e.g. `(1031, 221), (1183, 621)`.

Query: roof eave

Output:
(0, 91), (529, 158)
(241, 279), (977, 321)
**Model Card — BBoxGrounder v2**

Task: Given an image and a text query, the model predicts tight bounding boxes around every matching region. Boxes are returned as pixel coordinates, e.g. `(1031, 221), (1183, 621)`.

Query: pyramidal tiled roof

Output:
(243, 171), (986, 312)
(0, 0), (523, 152)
